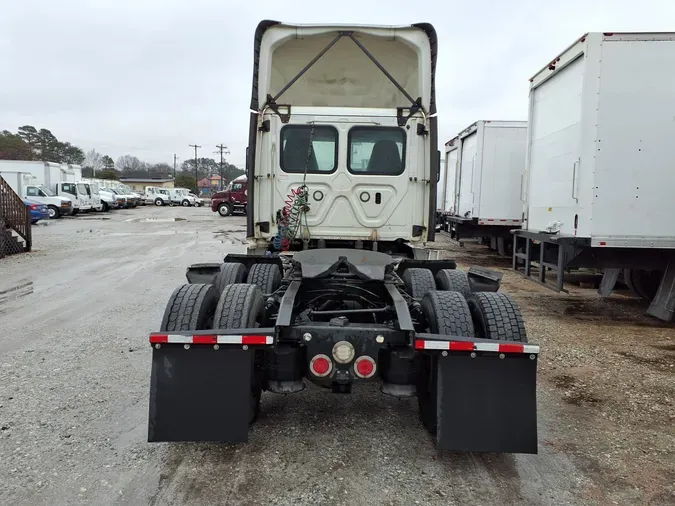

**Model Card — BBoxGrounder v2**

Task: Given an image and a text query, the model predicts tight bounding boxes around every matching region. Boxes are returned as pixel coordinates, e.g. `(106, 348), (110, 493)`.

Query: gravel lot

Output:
(0, 206), (673, 506)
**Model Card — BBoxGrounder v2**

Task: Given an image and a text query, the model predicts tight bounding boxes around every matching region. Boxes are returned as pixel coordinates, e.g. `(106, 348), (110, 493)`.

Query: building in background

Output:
(119, 177), (175, 192)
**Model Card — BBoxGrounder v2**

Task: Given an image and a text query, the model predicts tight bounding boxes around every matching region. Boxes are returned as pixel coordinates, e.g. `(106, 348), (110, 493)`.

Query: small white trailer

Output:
(440, 120), (527, 255)
(437, 137), (457, 228)
(513, 32), (675, 322)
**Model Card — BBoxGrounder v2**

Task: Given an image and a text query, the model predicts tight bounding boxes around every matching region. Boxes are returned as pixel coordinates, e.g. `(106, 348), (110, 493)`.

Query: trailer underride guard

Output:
(147, 21), (540, 454)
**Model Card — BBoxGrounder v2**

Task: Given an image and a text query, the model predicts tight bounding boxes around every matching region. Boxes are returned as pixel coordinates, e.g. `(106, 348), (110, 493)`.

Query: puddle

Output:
(124, 217), (187, 223)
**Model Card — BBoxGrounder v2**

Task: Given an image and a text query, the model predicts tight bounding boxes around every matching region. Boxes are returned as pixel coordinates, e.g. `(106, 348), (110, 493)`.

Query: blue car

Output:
(24, 199), (51, 224)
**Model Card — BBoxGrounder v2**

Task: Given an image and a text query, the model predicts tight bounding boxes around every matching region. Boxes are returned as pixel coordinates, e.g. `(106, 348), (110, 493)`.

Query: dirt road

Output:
(0, 207), (672, 505)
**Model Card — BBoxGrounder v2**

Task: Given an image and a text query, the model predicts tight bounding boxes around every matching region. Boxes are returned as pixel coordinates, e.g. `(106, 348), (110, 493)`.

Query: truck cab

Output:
(145, 186), (172, 206)
(169, 188), (196, 207)
(81, 182), (102, 211)
(211, 176), (247, 217)
(54, 182), (91, 213)
(245, 23), (439, 257)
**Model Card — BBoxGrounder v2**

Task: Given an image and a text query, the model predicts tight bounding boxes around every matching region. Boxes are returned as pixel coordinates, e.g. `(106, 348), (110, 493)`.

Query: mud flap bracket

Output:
(436, 353), (538, 453)
(148, 346), (253, 442)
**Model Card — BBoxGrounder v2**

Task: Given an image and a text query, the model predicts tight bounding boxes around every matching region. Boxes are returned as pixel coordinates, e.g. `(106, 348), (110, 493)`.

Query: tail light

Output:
(29, 204), (39, 210)
(354, 356), (376, 379)
(309, 354), (332, 377)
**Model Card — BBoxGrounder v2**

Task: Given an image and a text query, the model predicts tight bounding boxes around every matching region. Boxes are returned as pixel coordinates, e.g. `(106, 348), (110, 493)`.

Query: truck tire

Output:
(213, 283), (265, 422)
(417, 291), (475, 433)
(154, 198), (163, 206)
(218, 203), (233, 217)
(246, 263), (282, 294)
(102, 201), (109, 212)
(214, 262), (247, 293)
(435, 269), (471, 298)
(466, 292), (527, 343)
(181, 199), (190, 207)
(402, 268), (436, 298)
(47, 205), (60, 219)
(160, 283), (219, 332)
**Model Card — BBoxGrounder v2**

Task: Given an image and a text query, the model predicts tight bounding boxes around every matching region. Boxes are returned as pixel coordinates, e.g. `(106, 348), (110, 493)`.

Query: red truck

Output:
(211, 175), (247, 217)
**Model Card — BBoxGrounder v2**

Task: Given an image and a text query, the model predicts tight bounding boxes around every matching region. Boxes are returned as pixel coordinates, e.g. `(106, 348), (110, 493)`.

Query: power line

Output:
(215, 144), (230, 190)
(189, 144), (201, 190)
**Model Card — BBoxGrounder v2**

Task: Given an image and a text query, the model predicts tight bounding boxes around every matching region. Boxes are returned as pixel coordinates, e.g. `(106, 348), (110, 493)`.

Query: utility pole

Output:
(189, 144), (201, 191)
(215, 144), (230, 191)
(173, 154), (178, 179)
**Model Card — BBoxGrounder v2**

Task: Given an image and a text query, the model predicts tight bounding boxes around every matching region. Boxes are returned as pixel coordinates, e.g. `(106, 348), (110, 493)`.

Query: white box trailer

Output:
(440, 120), (527, 255)
(514, 32), (675, 322)
(439, 137), (457, 215)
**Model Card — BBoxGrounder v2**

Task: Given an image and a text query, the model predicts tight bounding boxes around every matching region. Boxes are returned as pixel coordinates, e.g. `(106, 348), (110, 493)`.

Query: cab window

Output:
(26, 187), (39, 197)
(232, 183), (243, 191)
(280, 125), (338, 174)
(348, 127), (406, 175)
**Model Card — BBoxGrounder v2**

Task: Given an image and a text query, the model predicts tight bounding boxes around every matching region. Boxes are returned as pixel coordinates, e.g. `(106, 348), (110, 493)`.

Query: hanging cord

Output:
(273, 124), (314, 251)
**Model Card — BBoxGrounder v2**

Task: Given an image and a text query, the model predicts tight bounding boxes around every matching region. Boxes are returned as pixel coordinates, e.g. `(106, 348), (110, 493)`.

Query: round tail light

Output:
(354, 356), (376, 379)
(332, 341), (355, 364)
(310, 354), (332, 377)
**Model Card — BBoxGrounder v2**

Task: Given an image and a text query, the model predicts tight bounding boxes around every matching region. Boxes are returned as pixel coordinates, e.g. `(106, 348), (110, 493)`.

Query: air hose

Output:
(273, 185), (310, 251)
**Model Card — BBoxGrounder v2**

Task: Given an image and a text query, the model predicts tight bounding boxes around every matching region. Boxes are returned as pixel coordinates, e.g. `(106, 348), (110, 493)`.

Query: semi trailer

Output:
(147, 21), (540, 453)
(513, 32), (675, 322)
(439, 120), (527, 256)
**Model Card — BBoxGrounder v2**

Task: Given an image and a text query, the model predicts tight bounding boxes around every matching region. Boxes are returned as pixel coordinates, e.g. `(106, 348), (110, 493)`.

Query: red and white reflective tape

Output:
(149, 334), (273, 345)
(414, 340), (539, 354)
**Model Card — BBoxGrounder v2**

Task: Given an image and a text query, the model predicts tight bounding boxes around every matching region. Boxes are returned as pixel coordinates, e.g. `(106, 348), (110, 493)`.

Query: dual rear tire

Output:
(413, 268), (527, 433)
(159, 261), (283, 424)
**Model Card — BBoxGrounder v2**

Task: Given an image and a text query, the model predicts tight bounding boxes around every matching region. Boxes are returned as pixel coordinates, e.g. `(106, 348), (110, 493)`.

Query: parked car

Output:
(24, 199), (50, 224)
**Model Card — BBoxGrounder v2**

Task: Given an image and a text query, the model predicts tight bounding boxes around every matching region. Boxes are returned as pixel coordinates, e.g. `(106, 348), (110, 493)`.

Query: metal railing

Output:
(0, 175), (31, 256)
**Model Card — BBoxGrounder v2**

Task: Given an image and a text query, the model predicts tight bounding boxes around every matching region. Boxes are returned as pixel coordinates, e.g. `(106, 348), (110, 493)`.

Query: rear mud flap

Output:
(436, 354), (538, 453)
(185, 263), (221, 284)
(148, 346), (252, 442)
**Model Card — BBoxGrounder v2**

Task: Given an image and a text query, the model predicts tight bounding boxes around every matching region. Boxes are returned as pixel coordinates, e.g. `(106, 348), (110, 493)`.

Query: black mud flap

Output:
(436, 354), (538, 453)
(148, 346), (252, 442)
(185, 263), (221, 284)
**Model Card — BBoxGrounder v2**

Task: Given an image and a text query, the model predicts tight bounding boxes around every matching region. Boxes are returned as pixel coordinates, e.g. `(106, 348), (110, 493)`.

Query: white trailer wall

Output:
(524, 32), (675, 248)
(452, 121), (526, 222)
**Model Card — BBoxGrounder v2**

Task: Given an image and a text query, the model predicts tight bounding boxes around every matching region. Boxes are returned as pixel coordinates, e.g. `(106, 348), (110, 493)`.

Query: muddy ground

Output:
(0, 206), (673, 505)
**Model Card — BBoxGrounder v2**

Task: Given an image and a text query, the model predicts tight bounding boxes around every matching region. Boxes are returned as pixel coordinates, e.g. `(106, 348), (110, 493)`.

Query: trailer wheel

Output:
(246, 263), (282, 294)
(435, 269), (471, 298)
(466, 292), (527, 343)
(402, 268), (436, 298)
(214, 262), (247, 293)
(160, 284), (219, 332)
(218, 203), (233, 217)
(417, 291), (475, 433)
(214, 284), (265, 423)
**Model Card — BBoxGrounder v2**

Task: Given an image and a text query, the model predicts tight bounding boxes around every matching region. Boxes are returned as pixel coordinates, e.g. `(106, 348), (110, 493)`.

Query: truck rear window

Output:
(280, 125), (338, 174)
(348, 127), (405, 175)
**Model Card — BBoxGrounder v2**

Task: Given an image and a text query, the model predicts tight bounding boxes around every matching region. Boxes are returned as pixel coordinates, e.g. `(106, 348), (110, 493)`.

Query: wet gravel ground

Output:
(0, 208), (673, 505)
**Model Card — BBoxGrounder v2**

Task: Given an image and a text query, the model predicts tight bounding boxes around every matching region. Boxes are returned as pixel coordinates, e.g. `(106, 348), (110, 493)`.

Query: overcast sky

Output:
(2, 0), (673, 168)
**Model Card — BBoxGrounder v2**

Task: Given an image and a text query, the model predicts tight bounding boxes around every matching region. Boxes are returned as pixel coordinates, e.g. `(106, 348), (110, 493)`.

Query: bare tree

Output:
(116, 155), (144, 172)
(84, 149), (103, 175)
